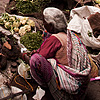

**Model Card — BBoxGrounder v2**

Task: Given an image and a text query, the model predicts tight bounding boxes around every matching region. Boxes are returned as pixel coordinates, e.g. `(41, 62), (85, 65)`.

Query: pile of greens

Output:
(20, 31), (43, 51)
(15, 0), (52, 14)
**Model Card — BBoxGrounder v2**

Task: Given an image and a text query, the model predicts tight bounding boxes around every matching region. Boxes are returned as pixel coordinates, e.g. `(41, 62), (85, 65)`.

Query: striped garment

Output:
(30, 30), (91, 100)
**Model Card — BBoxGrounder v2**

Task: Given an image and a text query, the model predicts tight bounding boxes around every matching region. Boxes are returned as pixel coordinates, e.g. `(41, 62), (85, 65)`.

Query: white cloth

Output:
(68, 6), (100, 49)
(33, 86), (45, 100)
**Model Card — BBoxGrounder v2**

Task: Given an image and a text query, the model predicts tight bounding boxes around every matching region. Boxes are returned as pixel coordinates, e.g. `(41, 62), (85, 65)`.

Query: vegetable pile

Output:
(0, 13), (43, 52)
(0, 13), (35, 36)
(20, 31), (43, 51)
(95, 0), (100, 4)
(12, 0), (52, 14)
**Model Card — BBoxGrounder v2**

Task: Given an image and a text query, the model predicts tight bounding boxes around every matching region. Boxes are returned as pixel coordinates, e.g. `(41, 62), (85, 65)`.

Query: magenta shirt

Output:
(38, 36), (62, 59)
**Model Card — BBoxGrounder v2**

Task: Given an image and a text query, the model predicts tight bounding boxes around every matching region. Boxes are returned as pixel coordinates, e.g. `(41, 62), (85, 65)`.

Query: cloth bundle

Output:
(68, 6), (100, 49)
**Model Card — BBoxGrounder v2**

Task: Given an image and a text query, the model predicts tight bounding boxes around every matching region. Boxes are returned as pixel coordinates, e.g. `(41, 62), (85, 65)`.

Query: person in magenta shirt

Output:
(20, 7), (91, 100)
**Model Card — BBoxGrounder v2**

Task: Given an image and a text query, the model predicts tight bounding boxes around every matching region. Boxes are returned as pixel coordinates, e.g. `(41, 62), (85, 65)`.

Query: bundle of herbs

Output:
(20, 31), (43, 51)
(9, 0), (52, 15)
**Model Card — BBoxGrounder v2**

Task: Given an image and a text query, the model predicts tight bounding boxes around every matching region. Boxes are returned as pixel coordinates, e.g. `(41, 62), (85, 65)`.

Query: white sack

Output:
(68, 6), (100, 49)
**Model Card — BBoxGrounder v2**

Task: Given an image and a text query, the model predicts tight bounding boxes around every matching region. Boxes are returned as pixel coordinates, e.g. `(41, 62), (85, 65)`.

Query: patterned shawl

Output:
(48, 30), (91, 94)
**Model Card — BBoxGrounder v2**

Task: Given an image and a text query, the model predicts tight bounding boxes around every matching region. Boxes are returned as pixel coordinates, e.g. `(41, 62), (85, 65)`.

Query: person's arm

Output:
(19, 53), (30, 65)
(19, 36), (62, 64)
(39, 36), (62, 59)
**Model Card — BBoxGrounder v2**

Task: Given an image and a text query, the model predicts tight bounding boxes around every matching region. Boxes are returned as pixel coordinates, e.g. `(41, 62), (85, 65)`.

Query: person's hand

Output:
(19, 52), (30, 64)
(30, 50), (37, 56)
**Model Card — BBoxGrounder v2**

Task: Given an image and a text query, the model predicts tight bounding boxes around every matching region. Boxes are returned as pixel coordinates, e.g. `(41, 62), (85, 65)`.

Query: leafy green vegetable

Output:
(15, 0), (52, 14)
(88, 31), (92, 37)
(16, 0), (37, 14)
(0, 18), (4, 25)
(1, 13), (9, 21)
(20, 31), (43, 51)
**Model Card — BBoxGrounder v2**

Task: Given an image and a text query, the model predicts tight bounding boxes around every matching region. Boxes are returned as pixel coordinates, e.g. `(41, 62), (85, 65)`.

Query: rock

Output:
(11, 62), (18, 68)
(11, 67), (17, 73)
(0, 54), (7, 70)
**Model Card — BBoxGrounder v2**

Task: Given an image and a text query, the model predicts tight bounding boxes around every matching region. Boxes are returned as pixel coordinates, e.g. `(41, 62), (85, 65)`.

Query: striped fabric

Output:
(30, 30), (91, 100)
(48, 30), (91, 95)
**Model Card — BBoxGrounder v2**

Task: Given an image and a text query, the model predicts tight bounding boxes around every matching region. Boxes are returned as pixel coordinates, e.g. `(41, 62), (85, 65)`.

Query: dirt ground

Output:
(85, 81), (100, 100)
(0, 0), (100, 100)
